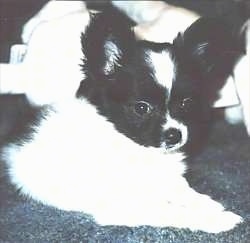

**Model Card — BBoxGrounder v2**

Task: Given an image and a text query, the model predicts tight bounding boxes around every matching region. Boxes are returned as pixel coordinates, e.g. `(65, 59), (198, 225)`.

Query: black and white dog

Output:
(111, 0), (250, 135)
(0, 1), (246, 233)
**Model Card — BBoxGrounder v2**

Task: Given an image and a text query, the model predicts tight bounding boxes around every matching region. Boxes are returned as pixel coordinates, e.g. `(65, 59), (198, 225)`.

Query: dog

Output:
(112, 0), (250, 136)
(0, 1), (244, 233)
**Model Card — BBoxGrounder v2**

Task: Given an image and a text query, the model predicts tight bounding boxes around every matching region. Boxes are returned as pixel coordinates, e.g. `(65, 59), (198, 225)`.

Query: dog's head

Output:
(78, 11), (243, 154)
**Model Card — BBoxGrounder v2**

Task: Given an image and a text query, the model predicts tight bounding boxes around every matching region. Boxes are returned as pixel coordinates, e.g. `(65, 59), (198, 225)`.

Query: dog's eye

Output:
(180, 97), (193, 111)
(134, 101), (152, 115)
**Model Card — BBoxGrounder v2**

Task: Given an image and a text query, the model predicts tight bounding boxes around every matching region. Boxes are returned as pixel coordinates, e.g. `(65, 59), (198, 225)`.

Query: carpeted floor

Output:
(0, 1), (250, 242)
(0, 110), (249, 242)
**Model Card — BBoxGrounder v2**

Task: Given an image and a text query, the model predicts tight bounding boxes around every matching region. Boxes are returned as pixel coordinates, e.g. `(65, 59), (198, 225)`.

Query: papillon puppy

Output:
(112, 0), (250, 135)
(0, 2), (244, 233)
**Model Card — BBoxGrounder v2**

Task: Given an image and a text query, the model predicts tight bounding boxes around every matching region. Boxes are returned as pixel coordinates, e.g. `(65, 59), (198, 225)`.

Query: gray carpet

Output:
(0, 1), (250, 242)
(0, 113), (250, 242)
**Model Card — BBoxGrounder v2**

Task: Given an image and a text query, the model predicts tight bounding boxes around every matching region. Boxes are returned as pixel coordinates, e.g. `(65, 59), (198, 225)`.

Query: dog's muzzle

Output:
(164, 128), (182, 147)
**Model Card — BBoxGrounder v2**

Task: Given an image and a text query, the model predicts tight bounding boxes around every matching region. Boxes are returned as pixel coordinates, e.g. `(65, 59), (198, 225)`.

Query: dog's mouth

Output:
(162, 142), (185, 153)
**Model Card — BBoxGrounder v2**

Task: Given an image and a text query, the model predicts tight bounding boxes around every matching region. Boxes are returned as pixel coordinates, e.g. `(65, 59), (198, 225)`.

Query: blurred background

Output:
(0, 0), (249, 62)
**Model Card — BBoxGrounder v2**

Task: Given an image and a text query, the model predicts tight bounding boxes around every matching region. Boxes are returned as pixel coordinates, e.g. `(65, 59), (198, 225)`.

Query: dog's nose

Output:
(164, 128), (182, 145)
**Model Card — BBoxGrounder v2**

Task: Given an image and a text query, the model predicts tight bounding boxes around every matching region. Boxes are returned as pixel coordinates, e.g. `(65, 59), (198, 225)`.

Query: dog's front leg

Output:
(94, 173), (242, 233)
(91, 151), (242, 233)
(160, 178), (242, 233)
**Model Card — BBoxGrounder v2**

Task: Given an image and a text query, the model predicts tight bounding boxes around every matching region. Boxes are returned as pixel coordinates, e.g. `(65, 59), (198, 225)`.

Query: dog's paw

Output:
(93, 178), (242, 233)
(164, 186), (243, 233)
(189, 209), (242, 233)
(94, 196), (242, 233)
(145, 200), (242, 233)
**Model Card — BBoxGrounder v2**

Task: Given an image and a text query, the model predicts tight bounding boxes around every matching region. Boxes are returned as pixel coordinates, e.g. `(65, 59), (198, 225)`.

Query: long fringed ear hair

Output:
(80, 9), (136, 81)
(173, 17), (245, 104)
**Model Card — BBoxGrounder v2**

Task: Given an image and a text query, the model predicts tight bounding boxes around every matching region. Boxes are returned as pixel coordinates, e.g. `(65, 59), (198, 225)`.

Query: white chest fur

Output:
(3, 98), (185, 209)
(2, 98), (242, 233)
(0, 0), (243, 233)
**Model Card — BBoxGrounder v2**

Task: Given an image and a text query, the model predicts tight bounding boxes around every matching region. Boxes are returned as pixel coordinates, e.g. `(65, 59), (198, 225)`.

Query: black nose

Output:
(164, 128), (182, 145)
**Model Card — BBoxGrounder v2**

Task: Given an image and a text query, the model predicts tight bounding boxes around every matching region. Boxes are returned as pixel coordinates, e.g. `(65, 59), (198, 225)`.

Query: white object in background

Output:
(9, 44), (27, 64)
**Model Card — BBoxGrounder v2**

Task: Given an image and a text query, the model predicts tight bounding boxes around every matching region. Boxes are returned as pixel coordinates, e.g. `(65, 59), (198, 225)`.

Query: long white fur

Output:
(3, 97), (242, 232)
(0, 0), (243, 233)
(104, 41), (122, 75)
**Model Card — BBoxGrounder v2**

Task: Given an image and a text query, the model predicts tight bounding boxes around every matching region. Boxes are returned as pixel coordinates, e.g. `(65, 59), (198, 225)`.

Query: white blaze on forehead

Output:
(147, 50), (175, 90)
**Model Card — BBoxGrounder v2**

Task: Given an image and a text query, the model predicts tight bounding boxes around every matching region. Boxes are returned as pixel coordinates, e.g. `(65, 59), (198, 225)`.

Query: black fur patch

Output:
(78, 11), (244, 154)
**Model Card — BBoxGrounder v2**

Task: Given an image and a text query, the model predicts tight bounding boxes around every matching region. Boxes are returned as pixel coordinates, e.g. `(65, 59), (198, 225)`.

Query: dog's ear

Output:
(81, 10), (135, 79)
(173, 17), (245, 103)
